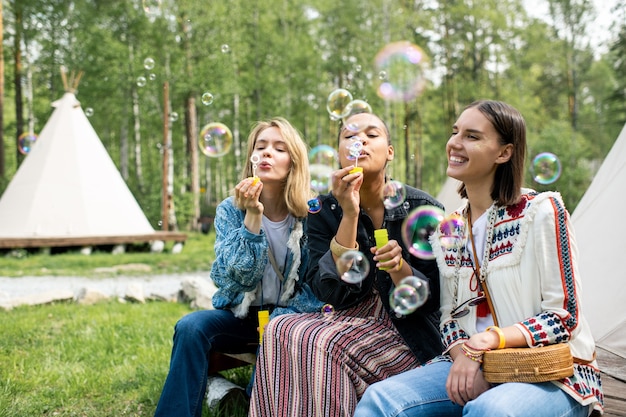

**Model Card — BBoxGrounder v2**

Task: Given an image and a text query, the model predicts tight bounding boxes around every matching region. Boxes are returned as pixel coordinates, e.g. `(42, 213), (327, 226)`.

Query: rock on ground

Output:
(0, 274), (218, 310)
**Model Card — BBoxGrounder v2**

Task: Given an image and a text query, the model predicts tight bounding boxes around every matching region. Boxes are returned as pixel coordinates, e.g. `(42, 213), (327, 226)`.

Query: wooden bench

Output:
(208, 351), (258, 375)
(595, 348), (626, 416)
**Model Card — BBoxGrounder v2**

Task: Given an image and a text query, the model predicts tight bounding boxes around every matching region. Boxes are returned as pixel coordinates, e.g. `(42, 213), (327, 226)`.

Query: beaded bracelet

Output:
(461, 343), (486, 363)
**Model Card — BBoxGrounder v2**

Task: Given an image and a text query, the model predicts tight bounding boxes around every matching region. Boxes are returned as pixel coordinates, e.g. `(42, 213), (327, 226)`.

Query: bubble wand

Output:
(250, 154), (260, 185)
(348, 140), (363, 175)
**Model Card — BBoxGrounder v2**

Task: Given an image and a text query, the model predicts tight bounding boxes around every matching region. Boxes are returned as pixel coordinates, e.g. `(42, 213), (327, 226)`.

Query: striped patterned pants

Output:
(249, 293), (420, 417)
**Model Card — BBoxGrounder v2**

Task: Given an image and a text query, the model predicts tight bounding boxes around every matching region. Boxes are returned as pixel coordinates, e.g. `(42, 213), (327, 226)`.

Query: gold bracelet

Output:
(486, 325), (506, 349)
(330, 237), (359, 257)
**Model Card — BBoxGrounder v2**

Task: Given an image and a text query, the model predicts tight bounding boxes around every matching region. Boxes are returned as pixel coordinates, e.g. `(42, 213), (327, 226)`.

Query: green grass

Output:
(0, 232), (216, 278)
(0, 230), (252, 416)
(0, 301), (252, 417)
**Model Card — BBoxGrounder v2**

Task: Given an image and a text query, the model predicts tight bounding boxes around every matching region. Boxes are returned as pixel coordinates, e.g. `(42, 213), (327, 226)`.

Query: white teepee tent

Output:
(436, 177), (466, 214)
(0, 91), (156, 244)
(572, 122), (626, 360)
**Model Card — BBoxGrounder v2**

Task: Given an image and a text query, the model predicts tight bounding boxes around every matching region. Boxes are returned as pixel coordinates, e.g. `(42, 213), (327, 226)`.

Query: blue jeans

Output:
(354, 360), (590, 417)
(154, 308), (259, 417)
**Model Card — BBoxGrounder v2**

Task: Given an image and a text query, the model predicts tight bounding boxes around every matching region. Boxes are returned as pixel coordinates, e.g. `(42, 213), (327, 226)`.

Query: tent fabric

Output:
(572, 122), (626, 359)
(436, 177), (466, 214)
(0, 92), (155, 238)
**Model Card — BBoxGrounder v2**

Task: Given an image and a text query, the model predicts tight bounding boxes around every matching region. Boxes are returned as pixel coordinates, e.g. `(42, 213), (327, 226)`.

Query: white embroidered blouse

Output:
(432, 190), (603, 413)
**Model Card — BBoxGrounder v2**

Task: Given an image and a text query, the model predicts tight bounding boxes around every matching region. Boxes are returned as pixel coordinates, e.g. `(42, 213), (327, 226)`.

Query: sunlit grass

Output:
(0, 230), (251, 417)
(0, 301), (252, 417)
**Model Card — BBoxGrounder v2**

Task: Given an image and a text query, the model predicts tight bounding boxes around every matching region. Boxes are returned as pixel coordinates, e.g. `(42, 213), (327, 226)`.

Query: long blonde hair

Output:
(241, 117), (311, 218)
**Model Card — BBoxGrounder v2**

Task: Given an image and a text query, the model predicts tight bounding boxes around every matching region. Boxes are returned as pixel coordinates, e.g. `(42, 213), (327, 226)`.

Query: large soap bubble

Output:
(390, 275), (430, 315)
(336, 250), (370, 284)
(401, 205), (445, 259)
(199, 122), (233, 157)
(18, 132), (38, 155)
(327, 89), (353, 121)
(375, 41), (429, 102)
(531, 152), (562, 185)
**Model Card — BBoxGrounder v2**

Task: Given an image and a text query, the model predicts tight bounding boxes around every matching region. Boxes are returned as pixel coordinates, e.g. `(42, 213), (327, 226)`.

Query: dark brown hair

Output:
(457, 100), (526, 206)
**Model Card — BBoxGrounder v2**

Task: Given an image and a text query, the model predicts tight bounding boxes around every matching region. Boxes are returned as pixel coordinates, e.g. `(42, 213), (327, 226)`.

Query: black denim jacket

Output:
(305, 184), (445, 364)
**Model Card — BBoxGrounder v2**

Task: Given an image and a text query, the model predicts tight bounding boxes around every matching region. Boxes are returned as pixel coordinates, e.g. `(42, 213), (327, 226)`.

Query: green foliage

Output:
(2, 0), (625, 220)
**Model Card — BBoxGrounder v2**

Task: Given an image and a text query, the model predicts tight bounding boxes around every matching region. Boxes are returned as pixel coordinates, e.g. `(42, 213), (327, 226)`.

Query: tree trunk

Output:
(129, 43), (144, 191)
(187, 95), (199, 231)
(0, 0), (5, 180)
(181, 14), (199, 230)
(14, 2), (24, 166)
(120, 119), (129, 180)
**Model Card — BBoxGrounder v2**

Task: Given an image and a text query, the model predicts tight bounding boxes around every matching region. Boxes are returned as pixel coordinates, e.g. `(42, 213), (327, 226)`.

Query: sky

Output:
(523, 0), (619, 56)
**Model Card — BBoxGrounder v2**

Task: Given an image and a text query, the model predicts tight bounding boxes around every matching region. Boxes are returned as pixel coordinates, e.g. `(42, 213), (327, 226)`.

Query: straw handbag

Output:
(482, 343), (574, 383)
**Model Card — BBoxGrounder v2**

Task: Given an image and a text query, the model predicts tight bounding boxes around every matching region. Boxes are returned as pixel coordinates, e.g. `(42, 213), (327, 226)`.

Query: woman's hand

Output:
(446, 347), (491, 406)
(370, 239), (403, 274)
(235, 177), (264, 215)
(331, 166), (363, 217)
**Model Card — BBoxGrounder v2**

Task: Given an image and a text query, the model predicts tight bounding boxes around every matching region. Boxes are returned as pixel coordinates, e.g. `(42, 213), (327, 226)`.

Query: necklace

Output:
(451, 202), (498, 308)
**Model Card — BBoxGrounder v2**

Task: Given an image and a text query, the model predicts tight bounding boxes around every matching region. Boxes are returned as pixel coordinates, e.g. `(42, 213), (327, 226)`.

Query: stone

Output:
(124, 283), (145, 303)
(7, 290), (74, 309)
(180, 277), (217, 310)
(76, 288), (110, 305)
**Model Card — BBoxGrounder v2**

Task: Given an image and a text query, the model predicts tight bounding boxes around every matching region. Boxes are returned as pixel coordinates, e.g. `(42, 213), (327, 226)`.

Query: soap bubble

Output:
(148, 73), (157, 81)
(321, 304), (335, 315)
(401, 205), (445, 259)
(18, 132), (38, 155)
(531, 152), (562, 185)
(374, 41), (429, 102)
(199, 122), (233, 157)
(326, 89), (353, 121)
(336, 250), (370, 284)
(169, 112), (179, 123)
(142, 0), (161, 16)
(307, 197), (322, 214)
(143, 57), (155, 70)
(345, 139), (363, 161)
(310, 164), (333, 194)
(382, 180), (407, 210)
(84, 107), (94, 117)
(136, 76), (147, 87)
(390, 276), (430, 315)
(309, 144), (338, 165)
(201, 92), (214, 106)
(342, 100), (372, 132)
(439, 213), (465, 250)
(221, 44), (230, 53)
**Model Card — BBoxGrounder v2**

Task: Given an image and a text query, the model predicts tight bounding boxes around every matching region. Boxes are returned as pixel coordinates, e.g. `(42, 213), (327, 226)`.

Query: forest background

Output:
(1, 0), (625, 233)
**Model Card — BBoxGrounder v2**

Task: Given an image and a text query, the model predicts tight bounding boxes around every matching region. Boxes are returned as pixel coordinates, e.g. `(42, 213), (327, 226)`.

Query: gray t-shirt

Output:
(251, 213), (294, 307)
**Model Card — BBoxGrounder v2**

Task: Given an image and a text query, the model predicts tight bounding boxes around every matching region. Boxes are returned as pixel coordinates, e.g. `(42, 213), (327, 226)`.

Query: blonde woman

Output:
(154, 117), (322, 417)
